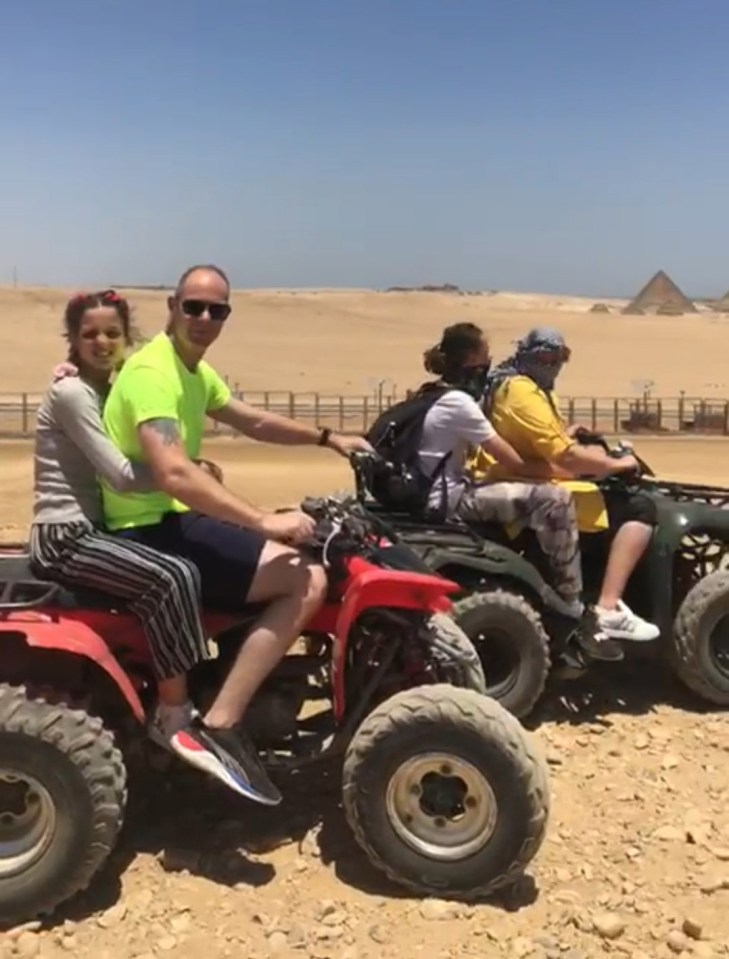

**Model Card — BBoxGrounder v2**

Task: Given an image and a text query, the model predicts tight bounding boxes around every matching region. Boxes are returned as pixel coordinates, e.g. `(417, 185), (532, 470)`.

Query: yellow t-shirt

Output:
(469, 375), (608, 533)
(101, 332), (231, 530)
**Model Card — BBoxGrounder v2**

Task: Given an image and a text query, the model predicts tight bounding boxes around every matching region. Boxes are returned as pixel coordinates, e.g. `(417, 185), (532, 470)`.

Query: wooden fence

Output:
(2, 391), (729, 439)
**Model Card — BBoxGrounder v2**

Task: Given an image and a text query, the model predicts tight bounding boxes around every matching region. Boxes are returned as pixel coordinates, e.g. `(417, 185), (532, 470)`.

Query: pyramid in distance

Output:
(622, 270), (697, 315)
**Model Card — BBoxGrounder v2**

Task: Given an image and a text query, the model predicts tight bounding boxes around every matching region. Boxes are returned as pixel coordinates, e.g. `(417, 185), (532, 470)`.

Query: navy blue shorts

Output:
(117, 512), (266, 612)
(603, 489), (658, 531)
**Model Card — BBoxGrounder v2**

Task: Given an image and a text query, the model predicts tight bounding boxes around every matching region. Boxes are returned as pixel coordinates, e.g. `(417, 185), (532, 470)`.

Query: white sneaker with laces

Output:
(595, 600), (660, 642)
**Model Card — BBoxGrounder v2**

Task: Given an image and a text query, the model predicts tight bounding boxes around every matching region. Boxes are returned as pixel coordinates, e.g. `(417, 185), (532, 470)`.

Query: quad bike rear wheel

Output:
(425, 613), (487, 693)
(0, 684), (127, 926)
(672, 570), (729, 706)
(342, 684), (549, 899)
(452, 591), (551, 718)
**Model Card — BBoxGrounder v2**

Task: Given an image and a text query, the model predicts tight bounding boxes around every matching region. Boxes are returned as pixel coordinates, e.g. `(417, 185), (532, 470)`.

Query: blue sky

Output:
(2, 0), (728, 296)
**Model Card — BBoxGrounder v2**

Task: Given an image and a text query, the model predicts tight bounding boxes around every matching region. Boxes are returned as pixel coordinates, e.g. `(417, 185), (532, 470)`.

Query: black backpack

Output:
(363, 383), (453, 515)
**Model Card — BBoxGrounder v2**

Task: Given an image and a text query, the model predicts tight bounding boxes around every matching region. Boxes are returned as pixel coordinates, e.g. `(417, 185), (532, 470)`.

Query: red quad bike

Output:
(0, 495), (549, 926)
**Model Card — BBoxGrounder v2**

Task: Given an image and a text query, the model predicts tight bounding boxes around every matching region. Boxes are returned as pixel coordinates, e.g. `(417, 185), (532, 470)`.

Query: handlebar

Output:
(349, 449), (388, 502)
(572, 428), (655, 479)
(299, 490), (401, 568)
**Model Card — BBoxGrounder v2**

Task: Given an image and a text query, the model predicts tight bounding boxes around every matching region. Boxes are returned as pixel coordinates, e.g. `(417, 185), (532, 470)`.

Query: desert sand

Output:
(2, 285), (729, 399)
(1, 290), (728, 959)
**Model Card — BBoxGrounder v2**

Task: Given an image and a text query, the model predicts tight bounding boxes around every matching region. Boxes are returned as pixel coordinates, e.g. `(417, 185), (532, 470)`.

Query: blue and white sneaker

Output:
(170, 718), (282, 806)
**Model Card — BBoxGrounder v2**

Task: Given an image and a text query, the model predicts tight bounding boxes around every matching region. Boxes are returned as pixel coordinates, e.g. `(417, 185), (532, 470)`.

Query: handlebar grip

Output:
(300, 497), (326, 518)
(574, 428), (610, 452)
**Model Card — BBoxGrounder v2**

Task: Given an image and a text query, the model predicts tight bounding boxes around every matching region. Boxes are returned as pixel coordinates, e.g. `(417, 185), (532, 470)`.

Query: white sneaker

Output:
(595, 601), (660, 642)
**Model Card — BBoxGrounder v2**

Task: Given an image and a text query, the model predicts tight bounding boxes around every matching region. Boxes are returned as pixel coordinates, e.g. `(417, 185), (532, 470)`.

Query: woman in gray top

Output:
(30, 289), (258, 799)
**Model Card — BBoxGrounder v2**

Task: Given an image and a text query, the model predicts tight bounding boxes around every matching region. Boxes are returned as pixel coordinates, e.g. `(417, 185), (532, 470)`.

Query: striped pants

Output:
(29, 521), (211, 681)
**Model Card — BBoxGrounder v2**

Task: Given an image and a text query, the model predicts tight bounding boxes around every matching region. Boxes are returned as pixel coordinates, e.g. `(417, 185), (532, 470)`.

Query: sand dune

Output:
(2, 285), (729, 398)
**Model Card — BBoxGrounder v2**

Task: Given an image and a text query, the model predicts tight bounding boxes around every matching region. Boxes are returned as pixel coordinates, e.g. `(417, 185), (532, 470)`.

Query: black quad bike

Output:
(349, 442), (729, 718)
(0, 493), (550, 927)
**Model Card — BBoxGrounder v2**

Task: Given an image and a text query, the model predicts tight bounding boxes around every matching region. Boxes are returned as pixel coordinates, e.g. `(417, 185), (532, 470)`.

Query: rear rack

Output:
(652, 481), (729, 509)
(0, 554), (61, 611)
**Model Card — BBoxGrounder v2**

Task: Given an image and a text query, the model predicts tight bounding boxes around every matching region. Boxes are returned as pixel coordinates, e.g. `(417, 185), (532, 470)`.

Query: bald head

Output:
(175, 263), (230, 300)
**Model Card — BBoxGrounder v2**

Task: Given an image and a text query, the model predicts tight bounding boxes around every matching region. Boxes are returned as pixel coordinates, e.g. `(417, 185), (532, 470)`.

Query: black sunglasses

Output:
(181, 299), (232, 322)
(534, 346), (571, 364)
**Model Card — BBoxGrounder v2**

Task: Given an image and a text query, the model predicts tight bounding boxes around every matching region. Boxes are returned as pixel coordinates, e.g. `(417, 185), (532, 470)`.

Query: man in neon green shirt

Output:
(103, 264), (371, 806)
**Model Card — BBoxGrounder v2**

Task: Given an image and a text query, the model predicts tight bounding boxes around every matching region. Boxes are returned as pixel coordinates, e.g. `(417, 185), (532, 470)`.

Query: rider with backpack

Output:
(366, 322), (586, 621)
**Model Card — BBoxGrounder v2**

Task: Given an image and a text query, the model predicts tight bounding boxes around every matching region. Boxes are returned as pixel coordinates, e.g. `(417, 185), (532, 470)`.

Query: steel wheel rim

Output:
(0, 769), (57, 878)
(385, 751), (498, 861)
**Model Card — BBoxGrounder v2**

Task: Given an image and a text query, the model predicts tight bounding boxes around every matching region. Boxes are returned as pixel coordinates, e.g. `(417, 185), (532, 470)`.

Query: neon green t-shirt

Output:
(101, 332), (231, 530)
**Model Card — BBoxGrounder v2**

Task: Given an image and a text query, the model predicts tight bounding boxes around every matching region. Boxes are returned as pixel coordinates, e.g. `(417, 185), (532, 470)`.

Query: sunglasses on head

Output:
(181, 299), (232, 322)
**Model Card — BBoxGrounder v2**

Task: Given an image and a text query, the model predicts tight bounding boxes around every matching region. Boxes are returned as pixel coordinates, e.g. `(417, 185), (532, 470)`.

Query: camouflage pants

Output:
(457, 482), (583, 604)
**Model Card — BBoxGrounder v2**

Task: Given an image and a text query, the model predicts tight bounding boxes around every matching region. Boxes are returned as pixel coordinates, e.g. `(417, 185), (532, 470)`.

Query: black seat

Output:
(364, 500), (537, 559)
(367, 499), (485, 538)
(366, 502), (465, 533)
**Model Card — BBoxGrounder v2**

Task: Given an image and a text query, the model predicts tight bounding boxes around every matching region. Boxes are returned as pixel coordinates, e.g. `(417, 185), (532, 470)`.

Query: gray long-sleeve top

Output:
(32, 377), (155, 525)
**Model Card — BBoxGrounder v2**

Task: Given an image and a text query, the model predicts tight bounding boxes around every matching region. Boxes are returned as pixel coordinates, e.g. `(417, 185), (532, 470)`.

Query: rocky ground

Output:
(2, 665), (728, 959)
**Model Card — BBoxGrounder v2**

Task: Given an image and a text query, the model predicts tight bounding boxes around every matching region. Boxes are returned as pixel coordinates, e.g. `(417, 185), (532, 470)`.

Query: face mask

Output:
(518, 356), (564, 393)
(458, 363), (492, 400)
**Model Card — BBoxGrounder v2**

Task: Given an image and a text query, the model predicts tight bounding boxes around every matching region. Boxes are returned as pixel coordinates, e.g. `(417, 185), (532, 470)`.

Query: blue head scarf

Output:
(482, 327), (569, 406)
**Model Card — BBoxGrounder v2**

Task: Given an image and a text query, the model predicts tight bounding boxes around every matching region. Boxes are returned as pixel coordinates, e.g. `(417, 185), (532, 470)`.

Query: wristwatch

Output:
(318, 427), (332, 447)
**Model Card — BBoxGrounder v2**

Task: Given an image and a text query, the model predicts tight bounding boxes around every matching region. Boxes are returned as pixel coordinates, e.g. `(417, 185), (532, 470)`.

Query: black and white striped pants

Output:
(29, 521), (211, 681)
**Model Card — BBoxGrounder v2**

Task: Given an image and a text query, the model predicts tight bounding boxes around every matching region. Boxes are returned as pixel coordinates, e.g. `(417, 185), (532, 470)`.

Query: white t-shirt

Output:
(417, 390), (496, 511)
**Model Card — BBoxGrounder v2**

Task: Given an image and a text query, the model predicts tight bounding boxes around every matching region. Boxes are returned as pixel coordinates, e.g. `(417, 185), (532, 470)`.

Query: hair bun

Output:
(423, 345), (447, 376)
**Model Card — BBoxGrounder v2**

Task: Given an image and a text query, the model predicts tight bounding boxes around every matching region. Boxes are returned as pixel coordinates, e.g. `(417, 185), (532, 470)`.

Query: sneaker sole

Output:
(170, 731), (282, 806)
(576, 639), (625, 662)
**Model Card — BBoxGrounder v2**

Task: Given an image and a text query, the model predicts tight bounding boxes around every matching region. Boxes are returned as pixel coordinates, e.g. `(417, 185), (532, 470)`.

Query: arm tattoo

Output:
(146, 418), (180, 446)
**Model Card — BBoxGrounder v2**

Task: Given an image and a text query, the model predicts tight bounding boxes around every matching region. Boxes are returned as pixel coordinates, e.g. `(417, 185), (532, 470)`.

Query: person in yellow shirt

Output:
(479, 327), (659, 644)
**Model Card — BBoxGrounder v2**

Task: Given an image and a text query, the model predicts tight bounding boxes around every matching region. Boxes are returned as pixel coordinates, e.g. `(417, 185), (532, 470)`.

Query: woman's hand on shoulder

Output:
(52, 361), (79, 382)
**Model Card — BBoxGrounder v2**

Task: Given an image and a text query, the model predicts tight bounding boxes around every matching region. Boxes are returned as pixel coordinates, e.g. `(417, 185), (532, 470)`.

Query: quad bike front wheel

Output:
(342, 684), (549, 899)
(0, 684), (127, 926)
(672, 570), (729, 706)
(451, 591), (551, 718)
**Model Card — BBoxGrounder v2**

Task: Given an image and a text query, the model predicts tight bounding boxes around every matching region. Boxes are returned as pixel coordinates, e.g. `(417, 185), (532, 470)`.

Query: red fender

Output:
(1, 610), (146, 723)
(330, 557), (459, 721)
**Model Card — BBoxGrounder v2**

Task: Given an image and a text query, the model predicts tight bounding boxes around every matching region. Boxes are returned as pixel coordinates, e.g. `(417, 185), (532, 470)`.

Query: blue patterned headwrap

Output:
(482, 327), (569, 405)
